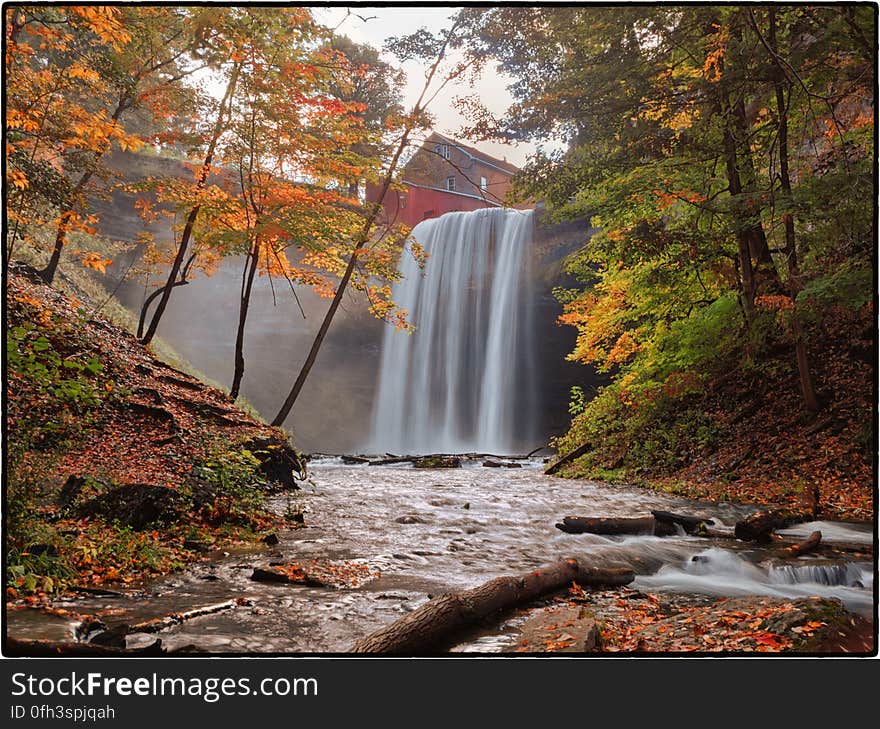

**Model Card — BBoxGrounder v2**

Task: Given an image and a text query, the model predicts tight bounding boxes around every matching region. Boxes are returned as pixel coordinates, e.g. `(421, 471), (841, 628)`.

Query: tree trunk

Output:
(556, 516), (675, 536)
(766, 9), (820, 412)
(141, 63), (240, 345)
(230, 235), (261, 399)
(351, 558), (634, 653)
(545, 442), (591, 475)
(651, 510), (716, 533)
(5, 637), (167, 657)
(39, 98), (128, 285)
(136, 252), (195, 338)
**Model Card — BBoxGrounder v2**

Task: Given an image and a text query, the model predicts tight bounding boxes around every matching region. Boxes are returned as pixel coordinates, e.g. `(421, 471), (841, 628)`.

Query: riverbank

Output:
(6, 267), (305, 604)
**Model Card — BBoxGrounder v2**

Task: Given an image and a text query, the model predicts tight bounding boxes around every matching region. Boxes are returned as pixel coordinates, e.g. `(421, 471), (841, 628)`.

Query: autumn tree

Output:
(327, 34), (405, 197)
(455, 5), (873, 467)
(5, 5), (210, 283)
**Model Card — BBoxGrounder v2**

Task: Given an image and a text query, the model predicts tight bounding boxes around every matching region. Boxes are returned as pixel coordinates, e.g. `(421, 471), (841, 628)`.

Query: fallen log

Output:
(544, 442), (591, 476)
(125, 599), (244, 634)
(482, 459), (522, 468)
(6, 637), (166, 657)
(783, 530), (822, 557)
(556, 516), (675, 537)
(341, 455), (370, 465)
(368, 456), (415, 466)
(651, 510), (715, 534)
(734, 509), (811, 543)
(351, 558), (634, 654)
(692, 524), (870, 554)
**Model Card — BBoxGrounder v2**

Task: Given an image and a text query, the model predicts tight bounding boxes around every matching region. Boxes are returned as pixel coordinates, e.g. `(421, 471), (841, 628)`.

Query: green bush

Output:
(191, 447), (266, 525)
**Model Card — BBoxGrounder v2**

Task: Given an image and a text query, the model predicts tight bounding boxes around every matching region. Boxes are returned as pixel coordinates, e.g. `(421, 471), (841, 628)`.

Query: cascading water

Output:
(369, 208), (537, 454)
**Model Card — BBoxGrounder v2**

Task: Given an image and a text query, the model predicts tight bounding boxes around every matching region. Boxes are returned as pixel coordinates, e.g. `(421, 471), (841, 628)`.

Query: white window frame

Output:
(480, 176), (488, 192)
(446, 176), (456, 191)
(435, 143), (450, 160)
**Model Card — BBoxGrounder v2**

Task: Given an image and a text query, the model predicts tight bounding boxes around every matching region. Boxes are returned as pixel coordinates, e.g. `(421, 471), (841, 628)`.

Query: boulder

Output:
(76, 484), (185, 529)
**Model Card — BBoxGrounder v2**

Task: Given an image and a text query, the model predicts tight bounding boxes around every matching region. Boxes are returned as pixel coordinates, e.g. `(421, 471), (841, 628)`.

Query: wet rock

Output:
(251, 565), (328, 588)
(341, 455), (370, 465)
(463, 503), (470, 510)
(75, 618), (108, 642)
(76, 484), (185, 530)
(285, 511), (305, 524)
(263, 533), (280, 546)
(395, 515), (428, 524)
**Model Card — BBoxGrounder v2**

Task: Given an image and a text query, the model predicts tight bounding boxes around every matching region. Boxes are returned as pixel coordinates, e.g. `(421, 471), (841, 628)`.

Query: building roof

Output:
(426, 131), (521, 176)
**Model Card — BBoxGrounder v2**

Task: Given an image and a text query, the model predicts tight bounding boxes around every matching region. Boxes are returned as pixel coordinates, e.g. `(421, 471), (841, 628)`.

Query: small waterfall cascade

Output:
(369, 208), (538, 454)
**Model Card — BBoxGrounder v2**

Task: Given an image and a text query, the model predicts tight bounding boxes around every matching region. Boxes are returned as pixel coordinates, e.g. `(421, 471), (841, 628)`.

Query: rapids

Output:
(7, 460), (872, 653)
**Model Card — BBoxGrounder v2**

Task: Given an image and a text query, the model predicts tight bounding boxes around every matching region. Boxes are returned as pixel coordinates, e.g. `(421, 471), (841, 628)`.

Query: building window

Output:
(435, 143), (450, 159)
(480, 176), (488, 192)
(446, 176), (456, 191)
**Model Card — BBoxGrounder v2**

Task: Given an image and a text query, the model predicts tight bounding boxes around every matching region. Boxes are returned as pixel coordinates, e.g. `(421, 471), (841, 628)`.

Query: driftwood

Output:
(544, 443), (591, 476)
(694, 524), (870, 555)
(734, 509), (811, 543)
(783, 530), (822, 557)
(556, 516), (675, 537)
(651, 510), (715, 534)
(6, 637), (167, 657)
(352, 558), (634, 654)
(368, 456), (415, 466)
(125, 599), (244, 634)
(482, 460), (522, 468)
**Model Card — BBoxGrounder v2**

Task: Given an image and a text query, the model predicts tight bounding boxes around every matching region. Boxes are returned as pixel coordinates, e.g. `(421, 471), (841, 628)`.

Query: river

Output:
(7, 458), (873, 653)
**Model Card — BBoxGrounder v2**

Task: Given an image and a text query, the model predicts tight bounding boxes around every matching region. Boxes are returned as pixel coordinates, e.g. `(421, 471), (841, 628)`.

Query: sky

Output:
(313, 5), (537, 168)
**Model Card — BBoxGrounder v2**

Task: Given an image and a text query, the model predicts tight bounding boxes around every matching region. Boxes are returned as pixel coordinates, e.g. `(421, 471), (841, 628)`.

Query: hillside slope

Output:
(6, 265), (304, 600)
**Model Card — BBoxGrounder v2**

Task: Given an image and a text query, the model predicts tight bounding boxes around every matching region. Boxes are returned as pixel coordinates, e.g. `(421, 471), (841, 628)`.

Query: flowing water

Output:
(369, 208), (538, 454)
(8, 460), (873, 653)
(8, 208), (873, 651)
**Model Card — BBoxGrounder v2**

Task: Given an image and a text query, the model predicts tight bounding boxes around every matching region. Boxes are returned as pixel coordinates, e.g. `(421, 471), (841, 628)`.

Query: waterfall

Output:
(369, 208), (537, 454)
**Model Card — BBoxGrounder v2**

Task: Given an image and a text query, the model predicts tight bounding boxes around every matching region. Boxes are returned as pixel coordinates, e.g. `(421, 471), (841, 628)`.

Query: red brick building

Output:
(366, 132), (525, 229)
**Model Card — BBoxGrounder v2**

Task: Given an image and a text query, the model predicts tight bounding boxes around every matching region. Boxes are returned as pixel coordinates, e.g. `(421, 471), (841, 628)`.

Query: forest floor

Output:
(556, 307), (875, 522)
(507, 585), (873, 654)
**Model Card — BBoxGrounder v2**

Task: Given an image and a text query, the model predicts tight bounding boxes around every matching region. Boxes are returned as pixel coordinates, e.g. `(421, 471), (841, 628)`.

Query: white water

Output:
(369, 208), (537, 454)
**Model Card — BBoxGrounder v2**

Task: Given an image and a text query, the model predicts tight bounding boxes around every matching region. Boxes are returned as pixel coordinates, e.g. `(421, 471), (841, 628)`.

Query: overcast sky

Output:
(314, 5), (537, 168)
